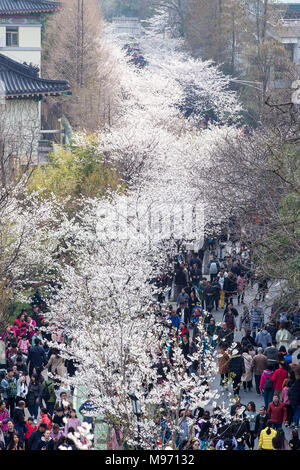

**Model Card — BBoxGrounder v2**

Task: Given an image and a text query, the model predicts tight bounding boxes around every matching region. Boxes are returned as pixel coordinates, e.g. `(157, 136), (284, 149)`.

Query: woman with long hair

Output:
(16, 374), (28, 406)
(272, 428), (290, 450)
(244, 401), (258, 450)
(26, 374), (42, 423)
(6, 431), (25, 450)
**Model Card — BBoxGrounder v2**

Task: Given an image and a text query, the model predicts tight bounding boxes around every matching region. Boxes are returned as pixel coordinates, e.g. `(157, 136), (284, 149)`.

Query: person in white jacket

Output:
(16, 374), (28, 405)
(276, 323), (292, 351)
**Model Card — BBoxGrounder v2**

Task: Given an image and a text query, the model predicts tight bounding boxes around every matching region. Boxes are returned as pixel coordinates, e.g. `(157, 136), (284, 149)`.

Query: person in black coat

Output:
(180, 332), (197, 371)
(217, 322), (233, 348)
(224, 302), (239, 318)
(254, 406), (269, 437)
(37, 429), (55, 450)
(228, 344), (245, 396)
(189, 264), (202, 287)
(204, 281), (215, 312)
(288, 372), (300, 426)
(229, 415), (250, 450)
(176, 303), (191, 326)
(27, 339), (47, 377)
(241, 330), (256, 349)
(27, 423), (47, 450)
(174, 267), (187, 300)
(223, 273), (237, 307)
(12, 400), (26, 442)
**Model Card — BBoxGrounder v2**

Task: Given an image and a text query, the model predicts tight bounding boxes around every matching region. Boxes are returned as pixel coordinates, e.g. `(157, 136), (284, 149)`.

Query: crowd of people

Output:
(0, 289), (97, 450)
(152, 239), (300, 450)
(0, 238), (300, 451)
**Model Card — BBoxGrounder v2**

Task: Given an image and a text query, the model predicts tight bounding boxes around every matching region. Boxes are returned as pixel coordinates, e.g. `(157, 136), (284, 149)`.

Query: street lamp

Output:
(129, 393), (141, 449)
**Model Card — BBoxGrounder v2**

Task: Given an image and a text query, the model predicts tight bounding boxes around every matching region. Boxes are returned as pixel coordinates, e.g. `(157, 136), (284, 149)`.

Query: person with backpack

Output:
(41, 377), (56, 416)
(260, 365), (274, 410)
(208, 258), (220, 284)
(264, 342), (279, 368)
(4, 369), (17, 417)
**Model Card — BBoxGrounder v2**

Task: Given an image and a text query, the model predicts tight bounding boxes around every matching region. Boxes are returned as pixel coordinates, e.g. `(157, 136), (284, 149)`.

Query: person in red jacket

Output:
(24, 417), (37, 450)
(39, 408), (53, 430)
(271, 362), (288, 400)
(267, 395), (287, 430)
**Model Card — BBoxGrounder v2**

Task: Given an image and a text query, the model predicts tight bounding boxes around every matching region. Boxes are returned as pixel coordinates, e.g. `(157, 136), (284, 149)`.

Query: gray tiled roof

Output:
(0, 0), (59, 15)
(0, 53), (71, 98)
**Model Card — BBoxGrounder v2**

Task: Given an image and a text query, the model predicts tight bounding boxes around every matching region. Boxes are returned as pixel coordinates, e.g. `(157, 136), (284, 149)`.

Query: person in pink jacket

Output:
(260, 366), (274, 410)
(26, 315), (37, 341)
(282, 378), (293, 427)
(64, 409), (82, 435)
(0, 401), (9, 432)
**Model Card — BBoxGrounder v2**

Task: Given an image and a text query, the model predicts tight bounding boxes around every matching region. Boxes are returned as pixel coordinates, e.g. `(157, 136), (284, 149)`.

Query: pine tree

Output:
(42, 0), (120, 131)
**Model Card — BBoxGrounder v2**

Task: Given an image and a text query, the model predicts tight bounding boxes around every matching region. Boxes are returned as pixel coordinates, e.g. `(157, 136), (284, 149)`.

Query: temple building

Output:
(0, 0), (71, 166)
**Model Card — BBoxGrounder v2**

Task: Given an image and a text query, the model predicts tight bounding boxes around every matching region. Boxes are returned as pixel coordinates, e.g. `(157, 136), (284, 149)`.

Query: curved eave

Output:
(3, 90), (71, 98)
(0, 9), (59, 14)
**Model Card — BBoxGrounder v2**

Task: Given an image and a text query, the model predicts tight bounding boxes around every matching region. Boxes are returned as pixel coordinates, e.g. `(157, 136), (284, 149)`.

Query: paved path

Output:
(171, 240), (295, 449)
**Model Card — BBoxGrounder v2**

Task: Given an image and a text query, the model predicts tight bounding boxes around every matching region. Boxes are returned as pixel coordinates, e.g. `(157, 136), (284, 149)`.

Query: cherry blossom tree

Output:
(41, 14), (243, 449)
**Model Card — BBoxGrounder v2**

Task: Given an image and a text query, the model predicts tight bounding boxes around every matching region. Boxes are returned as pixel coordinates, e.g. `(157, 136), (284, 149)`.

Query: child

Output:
(17, 323), (28, 340)
(24, 417), (37, 449)
(289, 429), (300, 450)
(18, 334), (30, 356)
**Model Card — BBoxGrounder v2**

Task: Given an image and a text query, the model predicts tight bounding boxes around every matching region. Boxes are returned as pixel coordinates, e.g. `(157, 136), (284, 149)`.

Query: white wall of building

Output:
(0, 24), (41, 68)
(0, 99), (40, 162)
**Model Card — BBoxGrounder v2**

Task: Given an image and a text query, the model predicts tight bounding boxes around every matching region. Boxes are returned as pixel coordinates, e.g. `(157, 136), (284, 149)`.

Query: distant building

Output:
(280, 3), (300, 65)
(112, 17), (141, 39)
(0, 0), (71, 166)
